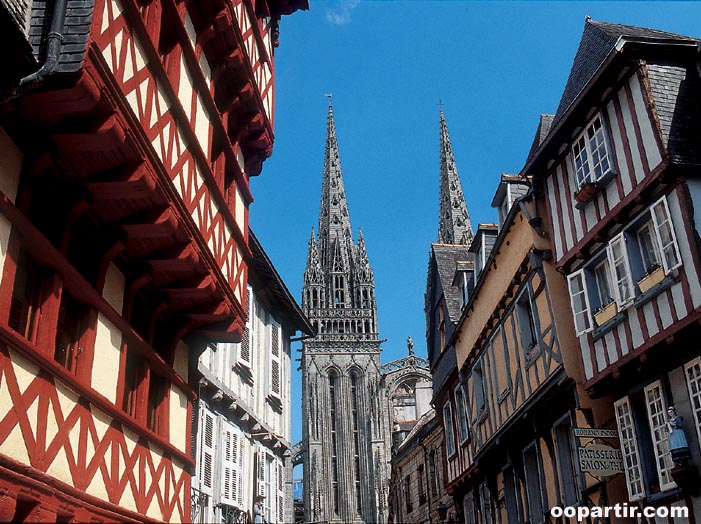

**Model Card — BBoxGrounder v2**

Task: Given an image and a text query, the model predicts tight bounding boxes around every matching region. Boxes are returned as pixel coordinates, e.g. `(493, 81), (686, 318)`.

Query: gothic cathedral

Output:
(301, 104), (390, 524)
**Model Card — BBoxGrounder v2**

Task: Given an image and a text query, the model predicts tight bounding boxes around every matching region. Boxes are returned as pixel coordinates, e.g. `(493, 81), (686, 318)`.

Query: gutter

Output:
(18, 0), (69, 88)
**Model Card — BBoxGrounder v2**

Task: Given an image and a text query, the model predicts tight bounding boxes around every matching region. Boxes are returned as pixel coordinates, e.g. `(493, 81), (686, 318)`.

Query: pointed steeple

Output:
(354, 228), (374, 284)
(438, 109), (473, 245)
(304, 228), (323, 285)
(318, 103), (354, 267)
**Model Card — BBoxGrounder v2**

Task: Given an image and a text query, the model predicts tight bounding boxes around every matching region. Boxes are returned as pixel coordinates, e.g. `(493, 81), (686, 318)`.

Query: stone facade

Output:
(301, 104), (389, 524)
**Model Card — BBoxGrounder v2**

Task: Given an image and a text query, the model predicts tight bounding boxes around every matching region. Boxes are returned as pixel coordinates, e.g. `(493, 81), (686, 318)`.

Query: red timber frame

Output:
(0, 0), (302, 520)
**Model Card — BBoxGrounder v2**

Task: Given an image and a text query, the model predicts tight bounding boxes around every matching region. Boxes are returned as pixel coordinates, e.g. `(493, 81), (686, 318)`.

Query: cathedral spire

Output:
(438, 109), (473, 245)
(318, 102), (354, 264)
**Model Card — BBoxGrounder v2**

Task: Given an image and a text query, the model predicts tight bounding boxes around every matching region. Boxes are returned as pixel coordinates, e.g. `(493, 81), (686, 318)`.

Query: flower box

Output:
(594, 301), (617, 326)
(574, 182), (598, 203)
(638, 266), (665, 293)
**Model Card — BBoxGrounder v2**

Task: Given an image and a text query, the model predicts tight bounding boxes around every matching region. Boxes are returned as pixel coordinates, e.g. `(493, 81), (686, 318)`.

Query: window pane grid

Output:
(644, 382), (675, 490)
(574, 115), (612, 186)
(614, 398), (644, 500)
(651, 200), (681, 272)
(685, 358), (701, 454)
(568, 271), (591, 334)
(608, 237), (633, 305)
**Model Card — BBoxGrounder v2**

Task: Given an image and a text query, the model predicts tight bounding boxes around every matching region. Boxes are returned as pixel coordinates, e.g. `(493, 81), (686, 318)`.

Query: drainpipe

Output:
(19, 0), (69, 88)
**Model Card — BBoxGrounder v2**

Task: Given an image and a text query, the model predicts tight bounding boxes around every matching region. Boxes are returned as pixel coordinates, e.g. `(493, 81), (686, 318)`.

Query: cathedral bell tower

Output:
(301, 103), (388, 524)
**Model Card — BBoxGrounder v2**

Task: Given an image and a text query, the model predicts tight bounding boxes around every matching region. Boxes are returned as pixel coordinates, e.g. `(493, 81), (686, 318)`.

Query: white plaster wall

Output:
(91, 313), (122, 403)
(102, 263), (125, 315)
(169, 384), (188, 452)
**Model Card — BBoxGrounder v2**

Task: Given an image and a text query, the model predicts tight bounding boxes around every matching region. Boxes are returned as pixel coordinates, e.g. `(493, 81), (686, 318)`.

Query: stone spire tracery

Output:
(438, 109), (474, 245)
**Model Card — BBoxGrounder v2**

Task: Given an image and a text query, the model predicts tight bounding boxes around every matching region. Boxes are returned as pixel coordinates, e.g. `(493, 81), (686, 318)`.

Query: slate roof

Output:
(553, 19), (698, 125)
(431, 244), (472, 324)
(249, 231), (314, 336)
(526, 114), (554, 162)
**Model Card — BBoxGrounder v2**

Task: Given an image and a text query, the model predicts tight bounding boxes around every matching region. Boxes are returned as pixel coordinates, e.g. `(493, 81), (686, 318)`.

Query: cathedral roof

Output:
(437, 109), (473, 245)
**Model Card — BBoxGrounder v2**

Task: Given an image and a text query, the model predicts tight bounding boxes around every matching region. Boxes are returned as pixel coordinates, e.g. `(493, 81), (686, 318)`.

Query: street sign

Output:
(577, 444), (624, 476)
(573, 427), (619, 438)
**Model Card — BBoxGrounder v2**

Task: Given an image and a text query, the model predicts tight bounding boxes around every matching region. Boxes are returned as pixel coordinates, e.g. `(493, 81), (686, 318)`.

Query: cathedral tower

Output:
(301, 104), (389, 524)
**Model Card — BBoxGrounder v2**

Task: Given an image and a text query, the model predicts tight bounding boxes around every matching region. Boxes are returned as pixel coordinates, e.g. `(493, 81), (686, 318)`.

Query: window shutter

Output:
(643, 381), (676, 491)
(270, 321), (281, 397)
(257, 449), (266, 498)
(221, 423), (241, 507)
(607, 234), (633, 306)
(651, 197), (681, 272)
(239, 287), (252, 367)
(567, 271), (592, 335)
(614, 397), (644, 500)
(238, 434), (245, 505)
(277, 460), (285, 523)
(198, 407), (215, 497)
(685, 358), (701, 448)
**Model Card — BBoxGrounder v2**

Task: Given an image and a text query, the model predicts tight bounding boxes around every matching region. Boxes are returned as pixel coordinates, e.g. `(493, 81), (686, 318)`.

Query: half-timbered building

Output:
(447, 171), (622, 524)
(0, 0), (306, 521)
(525, 19), (701, 520)
(424, 109), (475, 524)
(193, 232), (312, 524)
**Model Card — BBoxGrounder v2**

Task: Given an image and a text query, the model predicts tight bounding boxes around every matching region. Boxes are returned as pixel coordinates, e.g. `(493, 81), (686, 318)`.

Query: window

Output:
(443, 402), (456, 457)
(8, 249), (45, 341)
(122, 348), (144, 416)
(54, 292), (87, 372)
(417, 464), (426, 505)
(636, 221), (661, 274)
(238, 286), (252, 369)
(404, 474), (412, 514)
(472, 360), (486, 419)
(650, 197), (681, 272)
(351, 373), (362, 514)
(454, 385), (469, 444)
(554, 417), (578, 506)
(644, 381), (675, 491)
(567, 270), (592, 335)
(523, 443), (545, 524)
(685, 358), (701, 448)
(463, 491), (476, 524)
(196, 405), (215, 497)
(503, 467), (521, 523)
(572, 114), (613, 186)
(515, 284), (538, 353)
(607, 234), (634, 306)
(429, 450), (439, 497)
(329, 372), (340, 515)
(593, 259), (613, 307)
(614, 397), (645, 501)
(221, 422), (243, 508)
(147, 373), (168, 435)
(479, 482), (493, 524)
(269, 321), (281, 398)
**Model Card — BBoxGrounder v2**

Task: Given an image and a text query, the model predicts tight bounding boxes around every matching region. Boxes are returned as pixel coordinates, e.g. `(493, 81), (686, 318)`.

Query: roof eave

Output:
(521, 37), (699, 179)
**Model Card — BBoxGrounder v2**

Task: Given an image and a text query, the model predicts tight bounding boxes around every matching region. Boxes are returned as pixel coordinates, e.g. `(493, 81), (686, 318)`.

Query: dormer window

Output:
(573, 114), (614, 186)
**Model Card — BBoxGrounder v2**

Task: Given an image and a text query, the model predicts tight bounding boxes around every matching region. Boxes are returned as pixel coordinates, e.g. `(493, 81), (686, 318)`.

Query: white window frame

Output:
(614, 396), (645, 501)
(684, 357), (701, 450)
(454, 384), (470, 445)
(636, 220), (662, 274)
(269, 319), (282, 399)
(650, 196), (682, 273)
(643, 380), (676, 492)
(606, 233), (634, 307)
(443, 402), (456, 457)
(567, 270), (592, 335)
(572, 113), (614, 187)
(593, 259), (614, 308)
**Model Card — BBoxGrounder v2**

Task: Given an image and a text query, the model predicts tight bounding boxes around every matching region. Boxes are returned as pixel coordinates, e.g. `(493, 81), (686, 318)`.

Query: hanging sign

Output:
(573, 427), (619, 438)
(577, 444), (624, 476)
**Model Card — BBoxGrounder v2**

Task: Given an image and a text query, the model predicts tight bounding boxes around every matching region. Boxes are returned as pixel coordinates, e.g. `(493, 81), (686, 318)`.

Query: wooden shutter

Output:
(239, 286), (252, 367)
(270, 321), (281, 397)
(277, 460), (285, 523)
(198, 406), (215, 497)
(221, 422), (239, 506)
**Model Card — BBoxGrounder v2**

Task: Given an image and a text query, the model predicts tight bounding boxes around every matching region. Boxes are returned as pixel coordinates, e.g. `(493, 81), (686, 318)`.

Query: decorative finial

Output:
(585, 15), (591, 21)
(407, 336), (414, 356)
(437, 98), (444, 108)
(324, 93), (333, 106)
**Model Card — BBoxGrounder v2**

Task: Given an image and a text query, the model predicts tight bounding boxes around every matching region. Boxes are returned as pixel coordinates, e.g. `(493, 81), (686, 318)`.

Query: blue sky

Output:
(248, 2), (701, 446)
